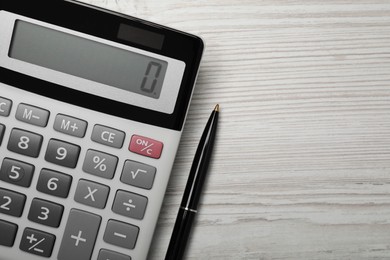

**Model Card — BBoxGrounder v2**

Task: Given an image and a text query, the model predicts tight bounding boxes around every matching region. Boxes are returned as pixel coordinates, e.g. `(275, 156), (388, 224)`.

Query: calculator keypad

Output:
(0, 97), (166, 259)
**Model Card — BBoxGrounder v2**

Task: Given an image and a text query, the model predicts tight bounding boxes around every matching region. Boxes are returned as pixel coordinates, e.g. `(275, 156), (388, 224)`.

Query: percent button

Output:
(82, 150), (118, 179)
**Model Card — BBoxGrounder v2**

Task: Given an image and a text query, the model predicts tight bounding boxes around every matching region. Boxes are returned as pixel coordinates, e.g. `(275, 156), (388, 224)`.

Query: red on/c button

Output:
(129, 135), (163, 159)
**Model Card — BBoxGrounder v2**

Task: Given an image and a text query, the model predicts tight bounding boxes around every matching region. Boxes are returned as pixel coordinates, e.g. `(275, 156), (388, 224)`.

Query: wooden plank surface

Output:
(81, 1), (390, 259)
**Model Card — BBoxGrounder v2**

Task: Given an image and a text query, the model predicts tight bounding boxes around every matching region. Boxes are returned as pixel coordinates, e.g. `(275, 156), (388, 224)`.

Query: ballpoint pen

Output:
(165, 104), (220, 260)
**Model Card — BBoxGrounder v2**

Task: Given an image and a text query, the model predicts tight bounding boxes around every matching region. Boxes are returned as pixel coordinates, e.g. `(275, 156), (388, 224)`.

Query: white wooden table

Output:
(82, 1), (390, 259)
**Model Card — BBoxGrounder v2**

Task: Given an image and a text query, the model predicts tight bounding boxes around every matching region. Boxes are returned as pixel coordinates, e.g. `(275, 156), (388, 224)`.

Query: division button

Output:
(58, 209), (101, 260)
(112, 190), (148, 220)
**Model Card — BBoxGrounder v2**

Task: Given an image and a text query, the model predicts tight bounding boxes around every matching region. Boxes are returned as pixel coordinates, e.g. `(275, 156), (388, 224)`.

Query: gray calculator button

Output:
(54, 114), (87, 138)
(15, 103), (50, 127)
(0, 97), (12, 117)
(37, 169), (72, 198)
(58, 209), (101, 260)
(0, 219), (18, 247)
(112, 190), (148, 220)
(0, 158), (35, 187)
(20, 228), (55, 257)
(45, 139), (81, 168)
(98, 249), (131, 260)
(83, 149), (118, 179)
(28, 198), (64, 228)
(91, 124), (125, 148)
(0, 188), (26, 217)
(74, 179), (110, 209)
(121, 160), (156, 189)
(103, 220), (139, 250)
(0, 124), (5, 145)
(7, 128), (43, 157)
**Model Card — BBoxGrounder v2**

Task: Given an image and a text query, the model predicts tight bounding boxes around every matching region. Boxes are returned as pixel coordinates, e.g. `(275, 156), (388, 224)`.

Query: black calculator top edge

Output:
(0, 0), (204, 131)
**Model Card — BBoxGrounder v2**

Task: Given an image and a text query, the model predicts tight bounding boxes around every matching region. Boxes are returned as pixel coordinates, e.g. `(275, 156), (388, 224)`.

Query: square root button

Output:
(129, 135), (163, 159)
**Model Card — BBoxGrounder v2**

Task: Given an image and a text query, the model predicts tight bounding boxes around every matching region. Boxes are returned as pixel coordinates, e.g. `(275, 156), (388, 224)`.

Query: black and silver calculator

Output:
(0, 1), (204, 259)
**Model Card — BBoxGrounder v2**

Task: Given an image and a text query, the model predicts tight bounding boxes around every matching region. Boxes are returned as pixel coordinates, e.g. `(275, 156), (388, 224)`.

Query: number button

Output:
(7, 128), (43, 157)
(45, 139), (80, 168)
(0, 188), (26, 217)
(0, 158), (35, 187)
(0, 220), (18, 247)
(36, 169), (72, 198)
(20, 228), (56, 257)
(28, 198), (64, 228)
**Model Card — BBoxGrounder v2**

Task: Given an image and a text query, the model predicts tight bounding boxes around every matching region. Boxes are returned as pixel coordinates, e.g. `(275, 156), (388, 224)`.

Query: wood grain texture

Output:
(81, 1), (390, 259)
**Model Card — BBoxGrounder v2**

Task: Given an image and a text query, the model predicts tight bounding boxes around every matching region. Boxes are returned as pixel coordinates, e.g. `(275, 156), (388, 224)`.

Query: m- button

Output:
(91, 125), (125, 149)
(15, 103), (50, 127)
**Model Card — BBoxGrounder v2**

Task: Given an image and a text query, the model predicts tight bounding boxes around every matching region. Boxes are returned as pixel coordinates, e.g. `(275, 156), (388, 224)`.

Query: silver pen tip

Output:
(214, 104), (220, 112)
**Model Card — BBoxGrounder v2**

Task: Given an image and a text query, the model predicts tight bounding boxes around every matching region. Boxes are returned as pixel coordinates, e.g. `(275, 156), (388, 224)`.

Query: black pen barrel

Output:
(165, 208), (196, 260)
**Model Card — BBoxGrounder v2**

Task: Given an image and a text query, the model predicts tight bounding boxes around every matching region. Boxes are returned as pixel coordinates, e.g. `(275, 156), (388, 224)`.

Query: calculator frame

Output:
(0, 0), (204, 131)
(0, 0), (204, 259)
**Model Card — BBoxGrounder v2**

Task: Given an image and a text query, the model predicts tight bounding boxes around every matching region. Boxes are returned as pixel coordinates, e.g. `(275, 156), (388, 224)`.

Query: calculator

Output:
(0, 0), (203, 259)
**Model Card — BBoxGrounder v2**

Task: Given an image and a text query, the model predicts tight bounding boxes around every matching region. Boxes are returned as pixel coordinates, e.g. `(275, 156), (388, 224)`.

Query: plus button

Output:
(70, 230), (87, 247)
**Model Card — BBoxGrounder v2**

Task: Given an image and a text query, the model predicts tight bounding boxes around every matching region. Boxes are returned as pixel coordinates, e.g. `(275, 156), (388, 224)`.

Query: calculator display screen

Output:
(8, 20), (168, 99)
